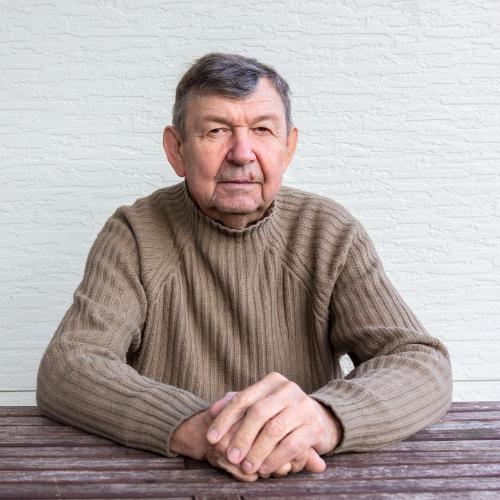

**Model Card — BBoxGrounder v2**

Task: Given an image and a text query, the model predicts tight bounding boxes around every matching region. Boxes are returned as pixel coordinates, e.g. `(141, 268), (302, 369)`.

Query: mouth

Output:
(221, 179), (254, 184)
(219, 180), (257, 186)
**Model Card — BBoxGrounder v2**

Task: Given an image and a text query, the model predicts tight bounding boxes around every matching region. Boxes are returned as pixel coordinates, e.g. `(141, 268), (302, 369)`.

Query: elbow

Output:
(36, 341), (61, 418)
(36, 339), (80, 423)
(439, 347), (453, 415)
(423, 340), (453, 424)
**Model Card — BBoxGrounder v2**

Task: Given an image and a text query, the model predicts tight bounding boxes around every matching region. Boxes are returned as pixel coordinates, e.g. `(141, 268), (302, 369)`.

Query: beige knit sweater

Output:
(36, 181), (452, 458)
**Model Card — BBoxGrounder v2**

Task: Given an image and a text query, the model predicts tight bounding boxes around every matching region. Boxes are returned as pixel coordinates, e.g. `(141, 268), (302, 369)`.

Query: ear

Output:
(163, 126), (186, 177)
(283, 127), (298, 171)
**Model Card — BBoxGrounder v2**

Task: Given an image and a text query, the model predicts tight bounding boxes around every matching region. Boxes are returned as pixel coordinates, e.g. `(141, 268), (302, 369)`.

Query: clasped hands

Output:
(171, 372), (342, 481)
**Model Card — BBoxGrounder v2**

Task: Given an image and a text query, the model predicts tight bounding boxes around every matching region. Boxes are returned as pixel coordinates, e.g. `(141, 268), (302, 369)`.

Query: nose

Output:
(226, 129), (256, 166)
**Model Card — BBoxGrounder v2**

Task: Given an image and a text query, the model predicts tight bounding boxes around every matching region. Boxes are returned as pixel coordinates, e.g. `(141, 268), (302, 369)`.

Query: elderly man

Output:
(37, 53), (452, 482)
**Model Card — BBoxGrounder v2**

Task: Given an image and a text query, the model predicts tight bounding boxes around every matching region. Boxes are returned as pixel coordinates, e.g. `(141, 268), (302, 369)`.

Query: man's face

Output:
(164, 78), (298, 229)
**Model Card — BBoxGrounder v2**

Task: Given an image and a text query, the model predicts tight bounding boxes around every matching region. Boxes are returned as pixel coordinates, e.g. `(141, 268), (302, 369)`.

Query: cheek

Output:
(201, 144), (224, 166)
(260, 173), (285, 206)
(186, 148), (224, 182)
(260, 152), (287, 184)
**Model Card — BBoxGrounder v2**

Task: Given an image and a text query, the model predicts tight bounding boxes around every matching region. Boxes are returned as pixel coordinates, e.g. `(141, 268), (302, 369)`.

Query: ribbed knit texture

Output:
(36, 181), (452, 458)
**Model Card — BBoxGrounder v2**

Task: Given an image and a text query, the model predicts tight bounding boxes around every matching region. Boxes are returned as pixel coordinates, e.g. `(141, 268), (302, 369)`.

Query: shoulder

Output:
(275, 185), (360, 237)
(104, 183), (187, 244)
(102, 183), (186, 265)
(272, 185), (365, 283)
(117, 182), (184, 221)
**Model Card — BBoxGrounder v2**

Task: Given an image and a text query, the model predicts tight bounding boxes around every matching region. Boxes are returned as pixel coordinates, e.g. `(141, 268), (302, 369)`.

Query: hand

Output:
(207, 372), (342, 476)
(169, 406), (258, 482)
(210, 391), (326, 479)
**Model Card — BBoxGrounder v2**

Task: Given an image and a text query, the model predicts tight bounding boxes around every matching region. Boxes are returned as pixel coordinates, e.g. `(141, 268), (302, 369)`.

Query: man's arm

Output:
(36, 210), (209, 457)
(37, 208), (330, 481)
(207, 218), (452, 469)
(309, 219), (452, 453)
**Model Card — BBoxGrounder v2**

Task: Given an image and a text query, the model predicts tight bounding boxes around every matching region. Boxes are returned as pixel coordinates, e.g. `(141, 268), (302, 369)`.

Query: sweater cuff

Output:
(309, 382), (380, 455)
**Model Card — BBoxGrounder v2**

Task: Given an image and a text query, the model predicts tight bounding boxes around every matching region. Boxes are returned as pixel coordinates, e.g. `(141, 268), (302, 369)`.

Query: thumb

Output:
(304, 448), (326, 473)
(209, 391), (238, 418)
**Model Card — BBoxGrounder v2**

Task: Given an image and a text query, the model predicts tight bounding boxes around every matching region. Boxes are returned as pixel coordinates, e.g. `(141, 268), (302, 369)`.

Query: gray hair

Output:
(172, 53), (292, 138)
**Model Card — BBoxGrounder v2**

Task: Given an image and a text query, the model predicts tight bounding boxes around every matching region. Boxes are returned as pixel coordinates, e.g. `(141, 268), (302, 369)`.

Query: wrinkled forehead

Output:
(184, 78), (288, 127)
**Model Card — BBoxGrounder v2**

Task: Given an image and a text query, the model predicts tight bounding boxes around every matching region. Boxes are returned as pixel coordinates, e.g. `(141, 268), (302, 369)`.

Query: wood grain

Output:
(0, 403), (498, 499)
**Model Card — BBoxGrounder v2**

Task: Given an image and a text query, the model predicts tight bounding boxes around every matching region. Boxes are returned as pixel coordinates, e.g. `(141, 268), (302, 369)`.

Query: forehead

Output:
(184, 78), (286, 126)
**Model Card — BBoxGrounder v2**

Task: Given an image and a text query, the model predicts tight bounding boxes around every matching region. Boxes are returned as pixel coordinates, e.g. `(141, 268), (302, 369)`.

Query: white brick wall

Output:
(1, 1), (499, 405)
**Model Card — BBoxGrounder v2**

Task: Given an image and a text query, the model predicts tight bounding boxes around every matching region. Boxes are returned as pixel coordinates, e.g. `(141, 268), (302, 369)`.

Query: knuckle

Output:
(210, 450), (223, 465)
(311, 416), (325, 435)
(214, 431), (233, 452)
(314, 421), (325, 439)
(291, 458), (305, 473)
(268, 371), (286, 382)
(295, 449), (309, 463)
(231, 392), (247, 407)
(214, 440), (228, 453)
(309, 413), (321, 428)
(249, 401), (268, 420)
(231, 429), (252, 450)
(285, 437), (303, 456)
(205, 448), (215, 462)
(265, 418), (286, 438)
(286, 380), (300, 393)
(273, 461), (292, 477)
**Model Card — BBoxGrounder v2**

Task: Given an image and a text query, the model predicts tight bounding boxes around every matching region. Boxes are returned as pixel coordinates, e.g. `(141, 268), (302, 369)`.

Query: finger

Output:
(303, 448), (326, 473)
(222, 460), (259, 482)
(259, 451), (307, 478)
(226, 380), (308, 468)
(240, 406), (307, 473)
(290, 449), (309, 474)
(214, 418), (244, 456)
(226, 393), (289, 467)
(271, 461), (292, 478)
(206, 448), (258, 482)
(206, 418), (261, 482)
(257, 424), (316, 476)
(209, 391), (238, 418)
(207, 372), (288, 445)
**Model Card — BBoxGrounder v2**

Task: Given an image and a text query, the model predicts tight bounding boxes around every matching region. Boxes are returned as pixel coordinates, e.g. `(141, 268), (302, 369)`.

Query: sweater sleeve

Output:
(36, 209), (209, 457)
(309, 219), (452, 454)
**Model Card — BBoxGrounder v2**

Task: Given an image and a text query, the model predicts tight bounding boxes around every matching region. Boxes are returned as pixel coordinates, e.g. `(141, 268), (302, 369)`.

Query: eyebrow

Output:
(200, 113), (281, 126)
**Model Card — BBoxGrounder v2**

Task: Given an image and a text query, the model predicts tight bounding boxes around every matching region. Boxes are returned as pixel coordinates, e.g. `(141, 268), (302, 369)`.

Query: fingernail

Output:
(242, 459), (253, 472)
(228, 447), (240, 463)
(207, 429), (218, 443)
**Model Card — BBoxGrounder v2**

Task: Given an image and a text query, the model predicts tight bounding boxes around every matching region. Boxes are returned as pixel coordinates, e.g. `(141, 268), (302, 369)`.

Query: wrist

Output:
(314, 400), (343, 453)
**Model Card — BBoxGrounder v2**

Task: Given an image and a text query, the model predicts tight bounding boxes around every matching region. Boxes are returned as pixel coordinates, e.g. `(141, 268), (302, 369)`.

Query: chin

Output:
(219, 207), (260, 216)
(214, 199), (265, 215)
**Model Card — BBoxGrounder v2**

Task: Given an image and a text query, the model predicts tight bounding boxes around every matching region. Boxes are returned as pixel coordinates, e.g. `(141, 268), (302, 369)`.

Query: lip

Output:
(219, 180), (255, 184)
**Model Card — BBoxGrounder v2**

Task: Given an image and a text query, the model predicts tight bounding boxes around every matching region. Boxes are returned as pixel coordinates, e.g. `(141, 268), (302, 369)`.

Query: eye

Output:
(208, 128), (228, 136)
(254, 126), (271, 135)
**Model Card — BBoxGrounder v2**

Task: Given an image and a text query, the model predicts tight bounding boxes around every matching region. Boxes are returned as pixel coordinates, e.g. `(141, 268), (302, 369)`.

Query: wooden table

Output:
(0, 402), (499, 499)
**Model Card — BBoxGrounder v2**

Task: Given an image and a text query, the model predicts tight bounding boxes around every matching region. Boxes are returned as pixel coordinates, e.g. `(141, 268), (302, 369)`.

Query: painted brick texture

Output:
(1, 1), (499, 404)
